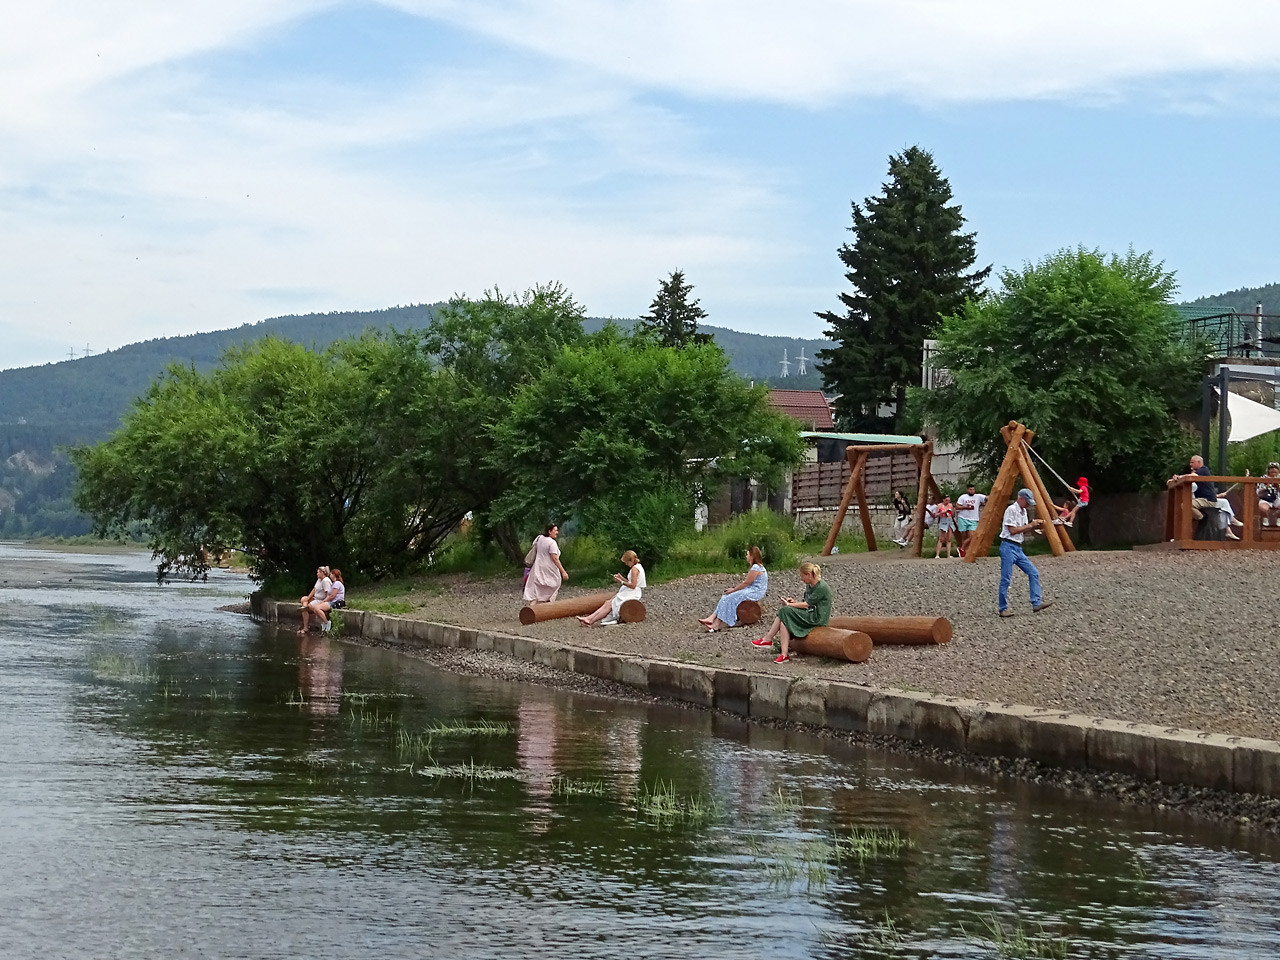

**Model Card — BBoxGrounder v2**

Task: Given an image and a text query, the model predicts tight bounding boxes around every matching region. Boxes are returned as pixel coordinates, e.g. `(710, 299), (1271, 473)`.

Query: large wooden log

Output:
(828, 615), (952, 645)
(735, 599), (762, 626)
(519, 593), (646, 625)
(791, 627), (872, 663)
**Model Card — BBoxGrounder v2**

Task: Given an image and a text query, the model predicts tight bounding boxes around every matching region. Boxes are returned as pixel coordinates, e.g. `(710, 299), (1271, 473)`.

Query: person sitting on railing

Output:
(1168, 455), (1218, 520)
(1259, 462), (1280, 527)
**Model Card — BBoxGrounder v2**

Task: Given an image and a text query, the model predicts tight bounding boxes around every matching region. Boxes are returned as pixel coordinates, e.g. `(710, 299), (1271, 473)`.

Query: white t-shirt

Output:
(956, 493), (987, 522)
(1001, 503), (1027, 543)
(312, 577), (331, 600)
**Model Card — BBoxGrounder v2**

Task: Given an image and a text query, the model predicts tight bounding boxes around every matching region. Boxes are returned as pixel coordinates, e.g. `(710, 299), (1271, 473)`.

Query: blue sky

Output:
(4, 1), (1280, 369)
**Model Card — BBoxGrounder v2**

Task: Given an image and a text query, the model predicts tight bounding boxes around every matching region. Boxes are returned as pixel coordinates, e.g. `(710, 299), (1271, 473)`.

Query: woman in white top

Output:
(577, 551), (645, 626)
(309, 567), (346, 633)
(299, 565), (331, 634)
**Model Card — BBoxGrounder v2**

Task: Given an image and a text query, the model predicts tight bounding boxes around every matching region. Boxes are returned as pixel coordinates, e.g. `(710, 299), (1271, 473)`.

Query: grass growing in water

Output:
(88, 652), (157, 684)
(414, 759), (524, 783)
(424, 719), (513, 737)
(635, 779), (720, 828)
(551, 776), (610, 797)
(967, 913), (1070, 960)
(832, 826), (912, 863)
(861, 909), (905, 950)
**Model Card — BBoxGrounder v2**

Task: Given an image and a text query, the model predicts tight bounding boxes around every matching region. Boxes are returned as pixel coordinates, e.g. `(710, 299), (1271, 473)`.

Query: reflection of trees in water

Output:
(299, 636), (343, 716)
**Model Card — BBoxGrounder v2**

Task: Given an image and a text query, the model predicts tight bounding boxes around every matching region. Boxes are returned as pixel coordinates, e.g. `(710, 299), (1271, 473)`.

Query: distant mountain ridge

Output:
(1182, 282), (1280, 316)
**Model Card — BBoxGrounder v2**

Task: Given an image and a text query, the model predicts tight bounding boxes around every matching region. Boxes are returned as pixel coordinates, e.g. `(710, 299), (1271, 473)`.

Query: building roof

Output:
(767, 389), (835, 430)
(799, 431), (924, 445)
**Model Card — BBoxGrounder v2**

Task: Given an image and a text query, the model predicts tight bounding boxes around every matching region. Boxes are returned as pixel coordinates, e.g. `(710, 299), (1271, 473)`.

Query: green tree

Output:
(818, 146), (989, 431)
(72, 335), (468, 582)
(490, 333), (805, 564)
(637, 270), (713, 348)
(417, 283), (587, 560)
(913, 247), (1204, 492)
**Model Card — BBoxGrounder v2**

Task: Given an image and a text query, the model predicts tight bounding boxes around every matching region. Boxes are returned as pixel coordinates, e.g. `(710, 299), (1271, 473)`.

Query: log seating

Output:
(735, 599), (762, 626)
(791, 627), (873, 663)
(827, 615), (952, 645)
(519, 593), (647, 626)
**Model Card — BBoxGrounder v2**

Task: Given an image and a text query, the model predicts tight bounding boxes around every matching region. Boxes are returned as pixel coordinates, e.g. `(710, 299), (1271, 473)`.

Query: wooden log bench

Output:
(827, 615), (952, 645)
(519, 593), (646, 626)
(734, 599), (762, 626)
(790, 627), (872, 663)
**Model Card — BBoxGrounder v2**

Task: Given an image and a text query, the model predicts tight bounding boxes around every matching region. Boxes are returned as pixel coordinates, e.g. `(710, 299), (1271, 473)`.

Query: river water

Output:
(3, 543), (1280, 959)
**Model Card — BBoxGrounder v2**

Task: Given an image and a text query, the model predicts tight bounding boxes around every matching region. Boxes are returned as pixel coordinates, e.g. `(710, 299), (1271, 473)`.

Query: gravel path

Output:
(372, 548), (1280, 741)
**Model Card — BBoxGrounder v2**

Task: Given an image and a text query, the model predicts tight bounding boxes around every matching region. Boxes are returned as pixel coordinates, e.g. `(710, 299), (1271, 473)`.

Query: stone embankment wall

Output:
(252, 597), (1280, 800)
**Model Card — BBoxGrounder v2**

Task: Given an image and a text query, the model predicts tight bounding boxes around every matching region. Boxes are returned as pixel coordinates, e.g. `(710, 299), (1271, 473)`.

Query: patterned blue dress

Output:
(712, 564), (768, 627)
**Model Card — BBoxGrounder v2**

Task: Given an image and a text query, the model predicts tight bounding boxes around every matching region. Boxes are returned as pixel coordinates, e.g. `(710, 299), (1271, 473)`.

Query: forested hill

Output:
(0, 305), (825, 437)
(1182, 282), (1280, 316)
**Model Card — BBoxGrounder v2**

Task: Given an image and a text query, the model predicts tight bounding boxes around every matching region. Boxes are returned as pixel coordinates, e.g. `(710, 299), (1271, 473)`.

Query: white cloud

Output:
(393, 0), (1280, 105)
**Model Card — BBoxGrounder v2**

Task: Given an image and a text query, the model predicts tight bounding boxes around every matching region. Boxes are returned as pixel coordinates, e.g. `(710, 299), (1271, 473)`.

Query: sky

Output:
(4, 1), (1280, 369)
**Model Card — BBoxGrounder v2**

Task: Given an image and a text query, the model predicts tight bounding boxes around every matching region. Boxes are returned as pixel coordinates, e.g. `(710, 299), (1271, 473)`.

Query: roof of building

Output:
(799, 431), (924, 445)
(767, 389), (835, 430)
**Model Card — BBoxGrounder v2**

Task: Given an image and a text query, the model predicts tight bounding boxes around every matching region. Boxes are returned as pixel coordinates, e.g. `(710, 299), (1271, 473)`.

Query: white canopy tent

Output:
(1217, 387), (1280, 443)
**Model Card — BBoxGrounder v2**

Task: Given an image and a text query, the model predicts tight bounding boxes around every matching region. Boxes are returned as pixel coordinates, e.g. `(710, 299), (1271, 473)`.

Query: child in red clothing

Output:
(1055, 477), (1089, 527)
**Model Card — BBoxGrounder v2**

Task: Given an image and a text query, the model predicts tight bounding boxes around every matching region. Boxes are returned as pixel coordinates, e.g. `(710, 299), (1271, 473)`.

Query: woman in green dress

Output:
(750, 562), (831, 663)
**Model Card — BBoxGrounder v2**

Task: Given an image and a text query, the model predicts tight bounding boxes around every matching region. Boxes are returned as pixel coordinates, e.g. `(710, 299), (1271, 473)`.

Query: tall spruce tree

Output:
(637, 270), (713, 347)
(818, 146), (989, 431)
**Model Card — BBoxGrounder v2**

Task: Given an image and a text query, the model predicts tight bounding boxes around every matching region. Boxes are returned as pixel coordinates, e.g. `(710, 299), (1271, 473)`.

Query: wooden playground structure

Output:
(963, 421), (1075, 562)
(822, 440), (940, 557)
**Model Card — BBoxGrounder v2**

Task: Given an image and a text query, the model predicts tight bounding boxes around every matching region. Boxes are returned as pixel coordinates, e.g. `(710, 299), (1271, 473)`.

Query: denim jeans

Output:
(998, 539), (1042, 612)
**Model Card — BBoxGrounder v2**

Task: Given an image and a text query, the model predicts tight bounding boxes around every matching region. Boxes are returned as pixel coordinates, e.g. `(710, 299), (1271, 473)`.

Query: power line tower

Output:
(779, 348), (790, 378)
(795, 347), (808, 376)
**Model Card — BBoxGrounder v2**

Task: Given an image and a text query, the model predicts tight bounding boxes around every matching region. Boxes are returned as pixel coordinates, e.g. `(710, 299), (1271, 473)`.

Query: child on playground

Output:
(933, 496), (956, 558)
(1054, 477), (1089, 527)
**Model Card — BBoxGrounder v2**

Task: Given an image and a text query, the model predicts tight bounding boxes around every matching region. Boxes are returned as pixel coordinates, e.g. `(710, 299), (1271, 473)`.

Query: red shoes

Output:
(751, 637), (773, 647)
(774, 654), (790, 663)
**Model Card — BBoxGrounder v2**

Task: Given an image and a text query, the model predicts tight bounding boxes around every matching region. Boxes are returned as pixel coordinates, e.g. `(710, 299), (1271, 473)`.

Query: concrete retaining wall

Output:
(257, 599), (1280, 800)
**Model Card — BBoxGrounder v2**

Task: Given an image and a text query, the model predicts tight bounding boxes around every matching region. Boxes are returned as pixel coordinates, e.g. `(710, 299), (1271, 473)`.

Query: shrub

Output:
(582, 483), (694, 570)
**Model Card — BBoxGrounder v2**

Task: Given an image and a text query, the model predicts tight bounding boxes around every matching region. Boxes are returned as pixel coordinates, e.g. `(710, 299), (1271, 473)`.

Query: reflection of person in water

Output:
(299, 635), (344, 715)
(516, 701), (558, 834)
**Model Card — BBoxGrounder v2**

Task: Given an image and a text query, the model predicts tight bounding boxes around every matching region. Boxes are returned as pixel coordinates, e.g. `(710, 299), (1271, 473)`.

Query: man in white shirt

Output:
(955, 483), (987, 558)
(998, 488), (1053, 618)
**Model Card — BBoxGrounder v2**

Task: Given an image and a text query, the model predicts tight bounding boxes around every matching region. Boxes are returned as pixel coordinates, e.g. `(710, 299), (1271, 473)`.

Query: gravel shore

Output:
(369, 547), (1280, 741)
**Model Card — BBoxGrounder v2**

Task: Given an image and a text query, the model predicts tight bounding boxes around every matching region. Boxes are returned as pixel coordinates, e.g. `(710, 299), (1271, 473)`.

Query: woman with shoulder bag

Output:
(523, 523), (569, 603)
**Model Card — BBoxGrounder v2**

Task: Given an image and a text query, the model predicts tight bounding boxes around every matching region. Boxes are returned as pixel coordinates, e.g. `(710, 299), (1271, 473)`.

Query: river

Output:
(2, 543), (1279, 959)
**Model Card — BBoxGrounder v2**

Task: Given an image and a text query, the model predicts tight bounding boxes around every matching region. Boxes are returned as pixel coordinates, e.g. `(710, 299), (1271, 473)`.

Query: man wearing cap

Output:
(1259, 462), (1280, 526)
(998, 488), (1053, 618)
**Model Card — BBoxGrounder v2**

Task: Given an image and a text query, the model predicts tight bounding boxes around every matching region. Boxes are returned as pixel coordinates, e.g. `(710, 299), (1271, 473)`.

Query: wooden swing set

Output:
(821, 422), (1076, 560)
(962, 420), (1074, 562)
(822, 439), (939, 558)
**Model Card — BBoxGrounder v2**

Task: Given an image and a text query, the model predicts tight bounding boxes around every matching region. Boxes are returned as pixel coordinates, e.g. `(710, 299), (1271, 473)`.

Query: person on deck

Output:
(998, 489), (1053, 618)
(523, 523), (569, 603)
(698, 546), (768, 632)
(1168, 455), (1218, 520)
(577, 551), (645, 626)
(750, 562), (831, 663)
(1258, 463), (1280, 526)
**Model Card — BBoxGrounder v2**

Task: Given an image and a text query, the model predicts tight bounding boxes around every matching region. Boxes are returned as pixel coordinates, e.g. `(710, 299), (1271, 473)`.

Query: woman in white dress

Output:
(577, 551), (645, 626)
(523, 523), (569, 603)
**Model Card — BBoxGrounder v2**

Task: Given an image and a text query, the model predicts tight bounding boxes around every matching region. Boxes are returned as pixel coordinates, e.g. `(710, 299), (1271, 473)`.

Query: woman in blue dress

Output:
(698, 546), (768, 632)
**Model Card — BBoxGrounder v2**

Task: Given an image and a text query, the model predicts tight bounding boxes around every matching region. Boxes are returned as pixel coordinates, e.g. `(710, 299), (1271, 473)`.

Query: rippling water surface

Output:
(3, 543), (1280, 959)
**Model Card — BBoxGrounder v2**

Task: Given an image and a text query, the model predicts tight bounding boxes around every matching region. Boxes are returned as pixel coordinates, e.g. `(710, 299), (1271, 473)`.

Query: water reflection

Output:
(4, 543), (1280, 959)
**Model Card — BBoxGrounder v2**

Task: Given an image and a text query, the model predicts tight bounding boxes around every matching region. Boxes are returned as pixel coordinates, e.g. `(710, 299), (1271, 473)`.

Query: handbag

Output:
(523, 538), (538, 566)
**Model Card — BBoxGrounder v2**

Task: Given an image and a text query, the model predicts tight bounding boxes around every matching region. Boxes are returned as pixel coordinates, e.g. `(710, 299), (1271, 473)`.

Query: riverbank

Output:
(344, 548), (1280, 742)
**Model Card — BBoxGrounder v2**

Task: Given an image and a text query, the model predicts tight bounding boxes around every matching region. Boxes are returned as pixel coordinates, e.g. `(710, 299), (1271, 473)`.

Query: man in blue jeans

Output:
(998, 487), (1054, 618)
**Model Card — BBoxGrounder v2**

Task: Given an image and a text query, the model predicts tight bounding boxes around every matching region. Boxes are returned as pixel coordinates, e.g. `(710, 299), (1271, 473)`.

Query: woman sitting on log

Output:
(577, 550), (645, 626)
(698, 546), (768, 632)
(751, 561), (831, 663)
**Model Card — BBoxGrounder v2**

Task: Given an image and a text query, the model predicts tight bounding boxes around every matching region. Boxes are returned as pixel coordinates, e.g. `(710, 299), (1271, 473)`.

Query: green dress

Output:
(777, 580), (831, 637)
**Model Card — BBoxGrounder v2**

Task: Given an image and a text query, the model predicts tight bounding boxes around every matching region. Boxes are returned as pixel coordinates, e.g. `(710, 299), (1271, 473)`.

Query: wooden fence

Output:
(791, 453), (920, 511)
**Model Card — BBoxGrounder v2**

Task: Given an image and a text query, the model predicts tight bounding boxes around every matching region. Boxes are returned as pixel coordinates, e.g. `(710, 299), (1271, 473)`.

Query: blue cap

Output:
(1017, 487), (1036, 504)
